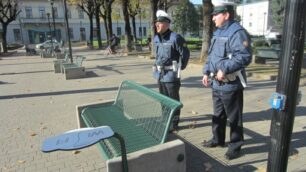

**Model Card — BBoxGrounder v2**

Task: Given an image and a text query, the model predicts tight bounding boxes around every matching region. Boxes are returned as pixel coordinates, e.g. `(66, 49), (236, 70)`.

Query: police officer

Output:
(202, 0), (252, 160)
(153, 10), (190, 131)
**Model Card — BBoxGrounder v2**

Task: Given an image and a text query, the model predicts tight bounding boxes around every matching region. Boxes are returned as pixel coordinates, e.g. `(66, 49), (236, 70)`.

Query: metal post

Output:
(47, 13), (53, 54)
(267, 0), (306, 172)
(113, 133), (128, 172)
(63, 0), (73, 63)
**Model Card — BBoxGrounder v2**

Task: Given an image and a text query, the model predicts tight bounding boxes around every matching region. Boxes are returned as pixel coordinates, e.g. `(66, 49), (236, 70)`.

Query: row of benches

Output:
(53, 54), (86, 79)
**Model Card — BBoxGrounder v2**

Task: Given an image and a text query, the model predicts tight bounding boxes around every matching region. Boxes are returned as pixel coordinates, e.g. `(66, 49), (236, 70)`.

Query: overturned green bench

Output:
(61, 55), (86, 79)
(255, 46), (281, 64)
(76, 80), (185, 172)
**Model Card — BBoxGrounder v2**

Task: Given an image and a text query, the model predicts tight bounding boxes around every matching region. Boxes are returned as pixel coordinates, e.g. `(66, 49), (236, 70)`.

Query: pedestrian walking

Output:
(201, 0), (252, 160)
(152, 10), (190, 132)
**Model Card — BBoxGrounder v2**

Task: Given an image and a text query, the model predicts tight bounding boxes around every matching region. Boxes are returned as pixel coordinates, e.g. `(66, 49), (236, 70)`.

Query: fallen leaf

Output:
(40, 126), (47, 130)
(191, 110), (198, 115)
(73, 150), (81, 154)
(13, 127), (20, 131)
(18, 160), (26, 164)
(30, 133), (37, 136)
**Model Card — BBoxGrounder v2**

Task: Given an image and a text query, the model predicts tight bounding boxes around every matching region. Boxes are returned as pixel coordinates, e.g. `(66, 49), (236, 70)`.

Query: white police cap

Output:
(211, 0), (236, 15)
(156, 10), (172, 23)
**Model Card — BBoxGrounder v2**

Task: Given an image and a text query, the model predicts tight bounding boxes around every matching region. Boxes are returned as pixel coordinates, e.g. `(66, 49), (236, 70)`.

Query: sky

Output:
(190, 0), (202, 4)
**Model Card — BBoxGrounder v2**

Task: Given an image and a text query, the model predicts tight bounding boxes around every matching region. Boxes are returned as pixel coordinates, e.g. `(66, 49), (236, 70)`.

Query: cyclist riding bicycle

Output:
(107, 34), (120, 54)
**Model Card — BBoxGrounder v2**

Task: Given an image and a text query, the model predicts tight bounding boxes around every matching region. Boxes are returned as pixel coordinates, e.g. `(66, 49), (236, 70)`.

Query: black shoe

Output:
(202, 139), (224, 148)
(224, 149), (241, 160)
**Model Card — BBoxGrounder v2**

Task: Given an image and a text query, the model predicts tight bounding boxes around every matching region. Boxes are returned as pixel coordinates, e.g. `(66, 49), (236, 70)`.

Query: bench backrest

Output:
(114, 80), (183, 143)
(74, 56), (86, 66)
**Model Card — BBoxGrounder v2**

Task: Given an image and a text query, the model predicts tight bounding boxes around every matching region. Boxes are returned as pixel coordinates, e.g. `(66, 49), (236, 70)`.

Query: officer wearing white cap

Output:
(202, 0), (252, 160)
(153, 10), (190, 132)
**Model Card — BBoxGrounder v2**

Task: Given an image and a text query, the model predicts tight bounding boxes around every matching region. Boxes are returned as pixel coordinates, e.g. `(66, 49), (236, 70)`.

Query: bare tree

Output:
(93, 0), (103, 49)
(149, 0), (159, 57)
(128, 0), (140, 42)
(121, 0), (132, 52)
(0, 0), (21, 53)
(199, 0), (213, 62)
(78, 0), (95, 48)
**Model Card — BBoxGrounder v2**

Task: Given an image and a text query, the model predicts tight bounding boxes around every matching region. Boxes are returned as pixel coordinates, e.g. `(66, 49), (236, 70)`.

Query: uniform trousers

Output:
(158, 80), (181, 127)
(211, 88), (244, 151)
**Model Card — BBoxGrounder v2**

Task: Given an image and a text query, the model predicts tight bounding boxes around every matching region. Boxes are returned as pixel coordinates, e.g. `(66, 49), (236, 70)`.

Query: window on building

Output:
(250, 13), (253, 17)
(249, 22), (252, 27)
(13, 29), (21, 42)
(69, 28), (74, 39)
(143, 27), (147, 37)
(39, 7), (45, 18)
(117, 27), (121, 36)
(78, 8), (84, 19)
(25, 7), (33, 18)
(53, 7), (58, 18)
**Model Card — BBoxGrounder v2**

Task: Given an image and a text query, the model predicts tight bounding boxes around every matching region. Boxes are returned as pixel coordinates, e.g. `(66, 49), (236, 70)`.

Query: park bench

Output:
(76, 80), (185, 172)
(61, 55), (86, 79)
(255, 46), (281, 64)
(53, 53), (69, 73)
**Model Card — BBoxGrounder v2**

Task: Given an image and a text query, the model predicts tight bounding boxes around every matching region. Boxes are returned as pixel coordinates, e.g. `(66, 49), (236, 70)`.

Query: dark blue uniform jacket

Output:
(203, 20), (252, 91)
(153, 30), (189, 82)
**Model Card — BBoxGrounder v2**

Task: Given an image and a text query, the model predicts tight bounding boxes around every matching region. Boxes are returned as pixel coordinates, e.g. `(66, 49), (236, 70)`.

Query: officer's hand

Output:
(216, 70), (225, 81)
(202, 75), (209, 87)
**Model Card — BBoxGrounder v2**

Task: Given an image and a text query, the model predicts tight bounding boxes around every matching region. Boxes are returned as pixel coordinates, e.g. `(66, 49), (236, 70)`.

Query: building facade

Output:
(236, 0), (270, 36)
(1, 0), (149, 45)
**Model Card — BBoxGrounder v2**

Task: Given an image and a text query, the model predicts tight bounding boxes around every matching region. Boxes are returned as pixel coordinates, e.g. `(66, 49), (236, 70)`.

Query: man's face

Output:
(155, 21), (169, 34)
(212, 12), (229, 28)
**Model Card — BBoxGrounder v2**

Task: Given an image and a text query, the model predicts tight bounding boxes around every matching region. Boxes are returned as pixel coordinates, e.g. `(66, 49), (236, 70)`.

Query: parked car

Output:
(35, 39), (60, 49)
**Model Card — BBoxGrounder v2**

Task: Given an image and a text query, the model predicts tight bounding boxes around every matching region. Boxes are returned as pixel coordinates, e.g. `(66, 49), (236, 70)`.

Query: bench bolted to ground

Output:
(76, 80), (186, 172)
(61, 55), (86, 80)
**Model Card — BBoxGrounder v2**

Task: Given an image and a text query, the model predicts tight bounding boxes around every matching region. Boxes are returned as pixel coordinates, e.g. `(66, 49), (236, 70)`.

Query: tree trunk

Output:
(131, 15), (137, 43)
(122, 0), (132, 52)
(89, 16), (94, 49)
(106, 4), (113, 46)
(150, 0), (158, 58)
(200, 0), (213, 63)
(95, 7), (102, 49)
(2, 24), (8, 53)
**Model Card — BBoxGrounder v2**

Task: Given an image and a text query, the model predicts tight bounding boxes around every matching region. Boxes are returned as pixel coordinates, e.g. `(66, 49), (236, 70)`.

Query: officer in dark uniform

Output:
(153, 10), (190, 131)
(202, 0), (252, 160)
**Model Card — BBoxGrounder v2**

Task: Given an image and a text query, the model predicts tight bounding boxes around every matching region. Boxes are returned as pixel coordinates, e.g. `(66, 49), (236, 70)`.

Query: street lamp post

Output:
(49, 0), (57, 41)
(47, 13), (54, 54)
(263, 12), (266, 36)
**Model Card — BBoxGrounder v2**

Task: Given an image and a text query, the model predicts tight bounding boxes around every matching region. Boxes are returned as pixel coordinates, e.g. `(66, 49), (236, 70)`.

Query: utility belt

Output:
(210, 70), (246, 87)
(153, 60), (180, 78)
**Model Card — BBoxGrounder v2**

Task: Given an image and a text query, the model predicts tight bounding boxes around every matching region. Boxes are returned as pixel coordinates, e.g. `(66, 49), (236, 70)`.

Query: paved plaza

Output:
(0, 49), (306, 172)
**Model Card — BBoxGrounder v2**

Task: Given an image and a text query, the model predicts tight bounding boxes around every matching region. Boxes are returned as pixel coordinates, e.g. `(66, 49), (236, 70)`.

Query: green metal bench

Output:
(76, 80), (183, 160)
(61, 55), (86, 79)
(255, 46), (281, 64)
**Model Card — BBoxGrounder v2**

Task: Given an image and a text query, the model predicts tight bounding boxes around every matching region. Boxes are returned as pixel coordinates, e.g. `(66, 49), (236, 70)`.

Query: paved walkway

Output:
(0, 49), (306, 172)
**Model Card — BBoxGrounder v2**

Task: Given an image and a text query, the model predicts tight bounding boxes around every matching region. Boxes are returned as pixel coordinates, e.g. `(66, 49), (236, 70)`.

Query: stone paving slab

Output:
(0, 50), (305, 172)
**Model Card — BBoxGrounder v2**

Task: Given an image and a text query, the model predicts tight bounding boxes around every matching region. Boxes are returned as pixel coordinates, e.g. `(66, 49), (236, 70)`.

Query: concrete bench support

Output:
(64, 67), (86, 80)
(106, 139), (186, 172)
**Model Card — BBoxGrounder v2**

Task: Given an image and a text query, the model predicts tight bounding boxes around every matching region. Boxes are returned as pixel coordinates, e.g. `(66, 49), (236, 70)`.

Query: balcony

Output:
(20, 17), (65, 24)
